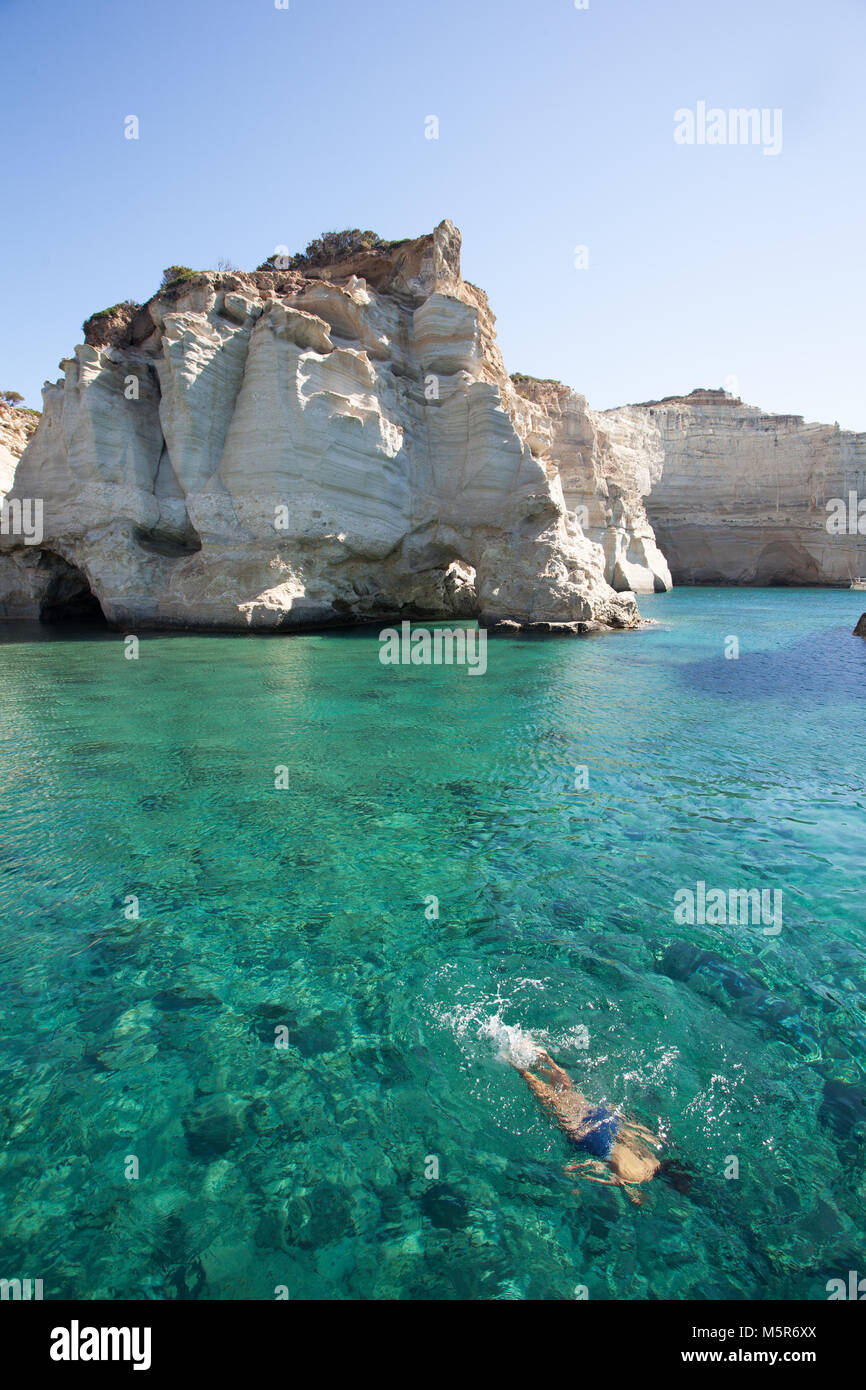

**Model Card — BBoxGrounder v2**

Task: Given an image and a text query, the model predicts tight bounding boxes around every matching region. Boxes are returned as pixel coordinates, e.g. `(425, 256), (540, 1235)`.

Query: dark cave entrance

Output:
(38, 555), (108, 626)
(753, 539), (820, 586)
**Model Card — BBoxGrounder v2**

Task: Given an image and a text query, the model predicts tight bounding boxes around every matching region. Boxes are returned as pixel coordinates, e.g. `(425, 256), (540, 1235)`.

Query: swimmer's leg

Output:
(621, 1118), (659, 1145)
(564, 1158), (610, 1181)
(566, 1160), (646, 1205)
(621, 1183), (646, 1207)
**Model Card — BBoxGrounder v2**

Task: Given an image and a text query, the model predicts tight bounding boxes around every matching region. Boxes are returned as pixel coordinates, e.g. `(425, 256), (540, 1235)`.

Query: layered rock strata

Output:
(0, 223), (638, 632)
(0, 403), (39, 498)
(609, 390), (866, 585)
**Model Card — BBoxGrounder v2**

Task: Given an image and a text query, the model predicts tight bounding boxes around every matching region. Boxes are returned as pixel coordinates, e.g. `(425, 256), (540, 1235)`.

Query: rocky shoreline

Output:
(1, 222), (863, 632)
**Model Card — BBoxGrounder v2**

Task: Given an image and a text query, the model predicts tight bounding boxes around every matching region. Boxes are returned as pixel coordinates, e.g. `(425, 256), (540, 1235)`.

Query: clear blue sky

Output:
(2, 0), (865, 428)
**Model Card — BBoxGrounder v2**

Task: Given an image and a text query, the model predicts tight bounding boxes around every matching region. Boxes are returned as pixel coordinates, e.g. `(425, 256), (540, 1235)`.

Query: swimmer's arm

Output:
(520, 1070), (558, 1110)
(564, 1159), (606, 1176)
(535, 1051), (574, 1090)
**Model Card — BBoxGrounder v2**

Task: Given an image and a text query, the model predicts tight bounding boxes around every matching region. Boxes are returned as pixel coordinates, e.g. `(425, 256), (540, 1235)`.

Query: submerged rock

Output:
(658, 942), (820, 1058)
(482, 614), (619, 636)
(419, 1182), (469, 1231)
(182, 1095), (245, 1158)
(819, 1079), (866, 1146)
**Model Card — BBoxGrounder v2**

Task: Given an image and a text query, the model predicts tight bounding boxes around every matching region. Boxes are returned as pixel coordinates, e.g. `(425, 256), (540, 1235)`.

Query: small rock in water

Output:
(302, 1181), (352, 1248)
(182, 1095), (244, 1158)
(420, 1183), (469, 1231)
(153, 988), (221, 1012)
(819, 1078), (866, 1141)
(853, 613), (866, 636)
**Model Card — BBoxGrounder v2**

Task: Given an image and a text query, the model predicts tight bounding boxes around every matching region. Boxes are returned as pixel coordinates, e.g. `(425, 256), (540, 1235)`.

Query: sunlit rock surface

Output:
(0, 222), (638, 632)
(0, 401), (39, 499)
(610, 390), (866, 585)
(509, 377), (672, 595)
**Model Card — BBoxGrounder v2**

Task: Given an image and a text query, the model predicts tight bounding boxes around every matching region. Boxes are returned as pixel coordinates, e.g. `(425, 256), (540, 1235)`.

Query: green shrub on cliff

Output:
(510, 373), (567, 398)
(89, 300), (138, 321)
(296, 230), (384, 267)
(81, 300), (141, 343)
(257, 229), (407, 274)
(161, 265), (198, 287)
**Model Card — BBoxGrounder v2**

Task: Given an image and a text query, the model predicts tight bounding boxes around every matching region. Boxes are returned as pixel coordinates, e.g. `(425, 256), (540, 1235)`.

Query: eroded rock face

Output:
(0, 402), (40, 499)
(611, 390), (866, 585)
(509, 378), (672, 594)
(0, 222), (637, 632)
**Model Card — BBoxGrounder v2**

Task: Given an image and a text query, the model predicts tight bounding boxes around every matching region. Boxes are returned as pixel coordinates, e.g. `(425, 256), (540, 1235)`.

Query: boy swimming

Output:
(514, 1048), (663, 1203)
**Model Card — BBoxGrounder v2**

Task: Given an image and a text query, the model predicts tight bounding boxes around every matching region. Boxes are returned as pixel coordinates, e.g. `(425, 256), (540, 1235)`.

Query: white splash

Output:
(478, 1013), (542, 1070)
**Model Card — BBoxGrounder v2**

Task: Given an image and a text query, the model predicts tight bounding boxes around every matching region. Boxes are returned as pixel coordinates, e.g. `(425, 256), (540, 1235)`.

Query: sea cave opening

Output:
(38, 554), (108, 626)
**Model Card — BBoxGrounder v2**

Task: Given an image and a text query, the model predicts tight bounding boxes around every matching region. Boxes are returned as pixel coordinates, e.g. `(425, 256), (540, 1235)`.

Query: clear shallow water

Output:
(0, 588), (864, 1300)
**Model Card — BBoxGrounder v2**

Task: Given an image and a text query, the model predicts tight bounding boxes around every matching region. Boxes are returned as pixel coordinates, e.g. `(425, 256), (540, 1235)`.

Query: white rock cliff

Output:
(0, 223), (639, 632)
(0, 402), (39, 499)
(607, 390), (866, 585)
(5, 231), (860, 627)
(508, 377), (672, 594)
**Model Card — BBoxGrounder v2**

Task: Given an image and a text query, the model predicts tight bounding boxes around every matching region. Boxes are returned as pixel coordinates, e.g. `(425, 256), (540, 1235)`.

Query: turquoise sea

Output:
(0, 588), (864, 1300)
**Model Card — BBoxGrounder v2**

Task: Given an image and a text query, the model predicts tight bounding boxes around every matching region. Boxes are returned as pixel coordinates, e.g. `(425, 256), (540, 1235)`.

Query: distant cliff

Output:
(0, 402), (39, 498)
(605, 390), (866, 585)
